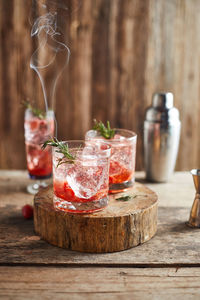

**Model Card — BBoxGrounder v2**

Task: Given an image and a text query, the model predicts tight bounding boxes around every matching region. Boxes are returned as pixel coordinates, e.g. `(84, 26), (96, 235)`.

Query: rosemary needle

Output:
(42, 138), (76, 166)
(93, 119), (115, 139)
(22, 100), (46, 119)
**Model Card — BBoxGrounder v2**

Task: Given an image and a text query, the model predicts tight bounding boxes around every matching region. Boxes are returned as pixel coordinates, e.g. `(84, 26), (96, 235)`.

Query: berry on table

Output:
(22, 204), (33, 219)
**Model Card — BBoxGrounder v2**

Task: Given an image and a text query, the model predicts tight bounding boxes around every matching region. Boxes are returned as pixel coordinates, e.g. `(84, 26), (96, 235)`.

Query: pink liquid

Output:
(25, 112), (54, 179)
(26, 143), (52, 178)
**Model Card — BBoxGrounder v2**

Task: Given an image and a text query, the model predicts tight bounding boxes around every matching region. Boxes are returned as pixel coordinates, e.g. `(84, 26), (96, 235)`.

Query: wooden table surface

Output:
(1, 170), (200, 299)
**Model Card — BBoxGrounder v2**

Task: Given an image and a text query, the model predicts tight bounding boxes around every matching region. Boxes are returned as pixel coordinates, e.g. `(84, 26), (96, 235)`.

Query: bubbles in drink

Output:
(85, 129), (137, 191)
(24, 109), (54, 179)
(66, 162), (107, 199)
(53, 144), (110, 207)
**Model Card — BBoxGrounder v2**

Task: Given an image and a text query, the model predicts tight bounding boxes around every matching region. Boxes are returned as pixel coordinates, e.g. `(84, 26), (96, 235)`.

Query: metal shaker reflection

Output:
(144, 92), (181, 182)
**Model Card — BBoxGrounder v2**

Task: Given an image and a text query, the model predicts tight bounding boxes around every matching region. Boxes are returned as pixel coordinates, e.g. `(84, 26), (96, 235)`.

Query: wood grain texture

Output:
(0, 0), (36, 169)
(34, 183), (157, 252)
(1, 267), (200, 300)
(1, 0), (200, 170)
(0, 170), (198, 266)
(2, 206), (197, 266)
(1, 171), (200, 298)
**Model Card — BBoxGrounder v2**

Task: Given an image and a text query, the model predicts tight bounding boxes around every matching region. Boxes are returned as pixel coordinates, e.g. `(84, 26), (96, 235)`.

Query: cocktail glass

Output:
(24, 108), (54, 194)
(53, 140), (111, 213)
(85, 129), (137, 193)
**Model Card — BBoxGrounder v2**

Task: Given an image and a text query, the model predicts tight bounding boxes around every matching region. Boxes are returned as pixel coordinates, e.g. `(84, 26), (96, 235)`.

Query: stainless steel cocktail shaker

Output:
(144, 92), (181, 182)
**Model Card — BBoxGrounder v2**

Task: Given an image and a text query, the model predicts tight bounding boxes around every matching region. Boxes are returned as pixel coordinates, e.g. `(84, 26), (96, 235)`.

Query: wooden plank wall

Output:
(0, 0), (200, 170)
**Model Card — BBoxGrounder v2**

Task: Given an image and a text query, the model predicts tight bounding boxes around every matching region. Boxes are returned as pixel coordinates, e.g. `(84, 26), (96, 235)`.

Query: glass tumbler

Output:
(86, 129), (137, 193)
(53, 140), (111, 213)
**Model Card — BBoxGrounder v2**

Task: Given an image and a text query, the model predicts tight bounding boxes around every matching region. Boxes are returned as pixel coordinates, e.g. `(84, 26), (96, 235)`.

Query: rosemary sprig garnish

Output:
(42, 138), (76, 166)
(93, 119), (115, 139)
(115, 194), (147, 202)
(22, 100), (46, 119)
(115, 195), (132, 202)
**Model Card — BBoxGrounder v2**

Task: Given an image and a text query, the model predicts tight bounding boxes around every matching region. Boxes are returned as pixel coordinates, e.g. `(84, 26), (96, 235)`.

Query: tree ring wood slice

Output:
(34, 183), (158, 253)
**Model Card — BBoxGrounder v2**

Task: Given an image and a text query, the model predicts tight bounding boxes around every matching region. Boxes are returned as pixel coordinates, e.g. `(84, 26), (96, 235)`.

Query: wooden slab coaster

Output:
(34, 183), (158, 253)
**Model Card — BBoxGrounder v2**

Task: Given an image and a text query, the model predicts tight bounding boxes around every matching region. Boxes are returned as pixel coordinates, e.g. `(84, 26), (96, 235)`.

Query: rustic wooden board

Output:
(34, 183), (158, 253)
(0, 171), (197, 265)
(1, 1), (200, 171)
(1, 171), (199, 298)
(1, 266), (200, 300)
(1, 205), (199, 266)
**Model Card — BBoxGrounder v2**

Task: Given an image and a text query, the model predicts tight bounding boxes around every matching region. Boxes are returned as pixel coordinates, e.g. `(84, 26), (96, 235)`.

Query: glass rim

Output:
(52, 140), (111, 160)
(86, 128), (137, 142)
(55, 139), (111, 147)
(25, 108), (55, 119)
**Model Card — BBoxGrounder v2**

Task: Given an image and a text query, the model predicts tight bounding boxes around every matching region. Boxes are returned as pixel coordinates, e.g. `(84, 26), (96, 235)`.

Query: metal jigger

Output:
(188, 169), (200, 228)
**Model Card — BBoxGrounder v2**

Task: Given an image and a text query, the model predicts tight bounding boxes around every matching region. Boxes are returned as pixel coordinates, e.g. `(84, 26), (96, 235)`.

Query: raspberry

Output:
(30, 120), (38, 131)
(22, 204), (33, 219)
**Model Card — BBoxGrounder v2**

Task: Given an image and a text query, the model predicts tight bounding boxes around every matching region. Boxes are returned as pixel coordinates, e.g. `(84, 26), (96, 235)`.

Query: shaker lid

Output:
(145, 92), (180, 122)
(152, 92), (173, 109)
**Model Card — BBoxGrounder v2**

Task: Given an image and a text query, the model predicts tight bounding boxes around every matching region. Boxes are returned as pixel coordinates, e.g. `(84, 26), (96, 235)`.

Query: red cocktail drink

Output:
(53, 141), (111, 213)
(24, 108), (54, 193)
(25, 143), (52, 178)
(86, 129), (137, 193)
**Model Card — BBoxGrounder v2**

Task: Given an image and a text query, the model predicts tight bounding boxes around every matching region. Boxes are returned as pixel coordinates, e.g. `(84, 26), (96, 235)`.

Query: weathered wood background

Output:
(0, 0), (200, 170)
